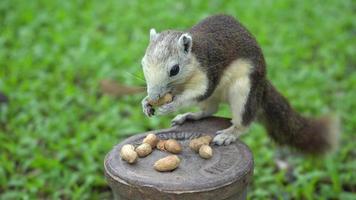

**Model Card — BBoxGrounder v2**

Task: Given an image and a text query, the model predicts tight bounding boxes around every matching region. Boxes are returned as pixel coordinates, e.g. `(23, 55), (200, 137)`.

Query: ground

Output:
(0, 0), (355, 199)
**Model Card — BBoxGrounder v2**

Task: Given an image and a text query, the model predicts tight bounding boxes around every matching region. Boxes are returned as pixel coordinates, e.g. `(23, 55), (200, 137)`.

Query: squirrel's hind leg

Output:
(213, 125), (247, 145)
(213, 76), (251, 145)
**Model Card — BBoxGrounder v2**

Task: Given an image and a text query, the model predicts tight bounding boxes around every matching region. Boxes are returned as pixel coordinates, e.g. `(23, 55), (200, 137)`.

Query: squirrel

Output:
(141, 14), (339, 154)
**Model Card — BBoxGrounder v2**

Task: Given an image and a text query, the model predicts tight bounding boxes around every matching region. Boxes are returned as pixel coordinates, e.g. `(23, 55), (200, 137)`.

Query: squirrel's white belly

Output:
(207, 58), (254, 104)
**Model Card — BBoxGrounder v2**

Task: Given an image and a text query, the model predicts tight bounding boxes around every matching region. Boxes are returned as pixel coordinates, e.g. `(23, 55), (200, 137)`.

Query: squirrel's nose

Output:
(148, 93), (160, 102)
(147, 86), (165, 101)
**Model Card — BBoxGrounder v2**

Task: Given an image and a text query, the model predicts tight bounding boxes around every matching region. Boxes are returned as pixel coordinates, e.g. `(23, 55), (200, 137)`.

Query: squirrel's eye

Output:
(169, 64), (180, 77)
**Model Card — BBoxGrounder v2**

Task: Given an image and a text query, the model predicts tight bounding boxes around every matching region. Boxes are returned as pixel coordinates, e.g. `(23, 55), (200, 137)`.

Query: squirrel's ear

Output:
(149, 28), (158, 41)
(178, 33), (192, 54)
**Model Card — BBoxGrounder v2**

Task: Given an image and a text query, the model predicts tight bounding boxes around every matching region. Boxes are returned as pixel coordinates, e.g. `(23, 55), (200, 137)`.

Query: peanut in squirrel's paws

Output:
(213, 128), (237, 145)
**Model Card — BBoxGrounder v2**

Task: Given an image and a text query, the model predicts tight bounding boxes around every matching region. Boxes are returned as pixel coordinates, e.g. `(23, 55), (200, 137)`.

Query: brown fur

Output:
(188, 15), (338, 154)
(260, 81), (339, 154)
(188, 15), (265, 101)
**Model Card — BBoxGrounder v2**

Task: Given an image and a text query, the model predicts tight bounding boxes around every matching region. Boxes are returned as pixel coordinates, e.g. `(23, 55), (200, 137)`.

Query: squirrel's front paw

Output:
(171, 113), (190, 126)
(141, 97), (154, 117)
(157, 102), (177, 115)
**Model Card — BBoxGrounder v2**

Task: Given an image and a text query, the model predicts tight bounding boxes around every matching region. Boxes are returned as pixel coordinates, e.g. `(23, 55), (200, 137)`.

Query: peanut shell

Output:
(189, 135), (213, 152)
(156, 140), (167, 151)
(199, 145), (213, 159)
(164, 139), (182, 154)
(135, 143), (152, 157)
(154, 155), (180, 172)
(143, 133), (159, 148)
(148, 93), (173, 106)
(120, 144), (138, 164)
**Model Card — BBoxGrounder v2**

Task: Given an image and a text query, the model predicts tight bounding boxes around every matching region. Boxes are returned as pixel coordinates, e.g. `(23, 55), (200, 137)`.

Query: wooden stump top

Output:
(104, 117), (254, 200)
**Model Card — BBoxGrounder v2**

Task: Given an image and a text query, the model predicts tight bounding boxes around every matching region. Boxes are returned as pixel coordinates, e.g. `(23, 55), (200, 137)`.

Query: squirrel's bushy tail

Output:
(260, 81), (340, 154)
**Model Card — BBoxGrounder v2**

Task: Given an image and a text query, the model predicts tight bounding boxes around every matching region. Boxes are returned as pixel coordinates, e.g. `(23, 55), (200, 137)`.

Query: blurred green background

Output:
(0, 0), (355, 199)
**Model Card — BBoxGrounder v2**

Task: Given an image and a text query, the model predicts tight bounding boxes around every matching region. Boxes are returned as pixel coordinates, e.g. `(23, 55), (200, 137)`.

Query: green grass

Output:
(0, 0), (355, 199)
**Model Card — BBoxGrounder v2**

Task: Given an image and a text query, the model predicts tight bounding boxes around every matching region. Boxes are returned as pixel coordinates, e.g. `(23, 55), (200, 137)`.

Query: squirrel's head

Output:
(141, 29), (195, 101)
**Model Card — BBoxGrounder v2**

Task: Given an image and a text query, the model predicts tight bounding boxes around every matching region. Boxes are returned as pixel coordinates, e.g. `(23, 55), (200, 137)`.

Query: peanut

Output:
(156, 140), (167, 151)
(154, 155), (180, 172)
(199, 145), (213, 159)
(120, 144), (138, 164)
(148, 93), (173, 106)
(135, 143), (152, 157)
(164, 139), (182, 154)
(143, 133), (159, 148)
(189, 135), (213, 152)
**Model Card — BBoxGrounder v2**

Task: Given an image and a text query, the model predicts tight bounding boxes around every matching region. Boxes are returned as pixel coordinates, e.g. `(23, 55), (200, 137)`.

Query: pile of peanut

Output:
(120, 134), (214, 172)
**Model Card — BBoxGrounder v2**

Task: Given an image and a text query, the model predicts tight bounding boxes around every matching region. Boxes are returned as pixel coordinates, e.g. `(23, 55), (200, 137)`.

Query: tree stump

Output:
(104, 117), (254, 200)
